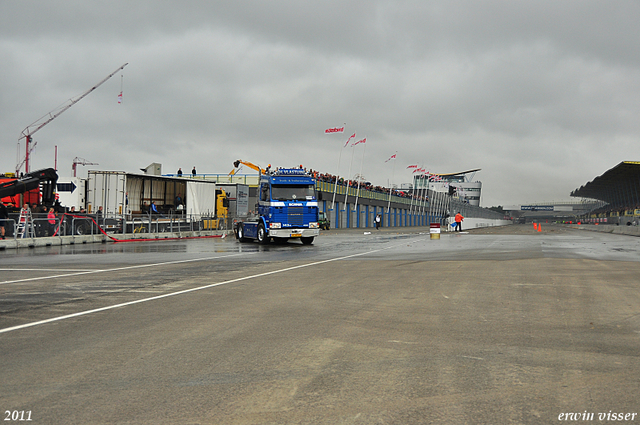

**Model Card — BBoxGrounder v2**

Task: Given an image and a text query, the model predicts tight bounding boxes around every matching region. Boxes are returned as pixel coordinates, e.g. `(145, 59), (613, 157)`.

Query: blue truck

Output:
(234, 168), (320, 244)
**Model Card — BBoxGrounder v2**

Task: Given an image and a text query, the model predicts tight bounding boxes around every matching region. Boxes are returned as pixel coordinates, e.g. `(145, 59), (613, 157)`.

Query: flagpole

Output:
(387, 152), (397, 213)
(409, 173), (416, 222)
(438, 185), (444, 226)
(354, 138), (366, 215)
(413, 166), (425, 224)
(420, 172), (428, 220)
(331, 146), (343, 211)
(421, 173), (428, 224)
(330, 125), (349, 211)
(345, 143), (356, 211)
(419, 173), (426, 225)
(423, 174), (429, 225)
(417, 170), (424, 224)
(430, 174), (436, 225)
(428, 177), (433, 225)
(407, 165), (418, 223)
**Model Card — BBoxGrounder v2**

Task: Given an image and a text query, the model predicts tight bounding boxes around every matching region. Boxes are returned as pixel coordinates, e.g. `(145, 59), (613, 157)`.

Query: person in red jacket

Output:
(454, 212), (464, 232)
(47, 207), (57, 236)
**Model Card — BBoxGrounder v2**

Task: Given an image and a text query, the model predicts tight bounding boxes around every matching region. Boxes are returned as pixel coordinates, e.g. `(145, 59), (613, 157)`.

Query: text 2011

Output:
(4, 411), (32, 421)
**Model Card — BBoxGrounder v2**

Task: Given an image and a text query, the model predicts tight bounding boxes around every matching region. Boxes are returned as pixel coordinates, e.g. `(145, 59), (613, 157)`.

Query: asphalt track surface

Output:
(1, 224), (640, 424)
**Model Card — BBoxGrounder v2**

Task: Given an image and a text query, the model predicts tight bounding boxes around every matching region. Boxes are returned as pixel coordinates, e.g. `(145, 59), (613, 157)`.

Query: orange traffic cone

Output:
(533, 223), (538, 231)
(537, 223), (542, 232)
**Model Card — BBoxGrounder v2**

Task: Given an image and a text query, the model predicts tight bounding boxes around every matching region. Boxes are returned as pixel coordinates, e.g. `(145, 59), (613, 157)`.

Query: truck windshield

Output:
(271, 184), (316, 201)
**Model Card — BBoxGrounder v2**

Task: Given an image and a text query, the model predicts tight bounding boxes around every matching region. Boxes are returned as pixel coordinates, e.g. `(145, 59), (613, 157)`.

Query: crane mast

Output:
(17, 62), (128, 175)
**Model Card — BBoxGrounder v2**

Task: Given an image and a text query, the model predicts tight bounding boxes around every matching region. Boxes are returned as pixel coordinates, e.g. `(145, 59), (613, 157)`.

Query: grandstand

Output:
(570, 161), (640, 225)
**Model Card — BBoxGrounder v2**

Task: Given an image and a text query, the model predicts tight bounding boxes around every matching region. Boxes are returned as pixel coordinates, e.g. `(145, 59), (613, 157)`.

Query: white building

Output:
(413, 169), (482, 207)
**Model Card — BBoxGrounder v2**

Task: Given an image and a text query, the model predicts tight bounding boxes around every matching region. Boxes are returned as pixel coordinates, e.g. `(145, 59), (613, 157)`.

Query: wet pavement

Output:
(1, 224), (640, 424)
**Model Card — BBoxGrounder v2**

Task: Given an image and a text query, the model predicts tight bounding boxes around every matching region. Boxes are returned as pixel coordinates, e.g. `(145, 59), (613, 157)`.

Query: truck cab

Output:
(236, 168), (320, 244)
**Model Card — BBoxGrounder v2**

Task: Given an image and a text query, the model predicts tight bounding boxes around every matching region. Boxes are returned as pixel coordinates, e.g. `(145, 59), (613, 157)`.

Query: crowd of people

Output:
(305, 168), (429, 202)
(0, 200), (105, 239)
(0, 202), (63, 238)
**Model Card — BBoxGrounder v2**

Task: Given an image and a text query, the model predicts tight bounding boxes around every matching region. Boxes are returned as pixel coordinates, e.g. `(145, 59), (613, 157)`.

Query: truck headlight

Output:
(309, 222), (319, 228)
(269, 222), (282, 229)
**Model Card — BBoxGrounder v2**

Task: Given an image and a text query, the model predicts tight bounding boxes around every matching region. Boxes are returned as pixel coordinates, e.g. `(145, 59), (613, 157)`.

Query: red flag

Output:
(344, 132), (356, 147)
(385, 154), (396, 163)
(118, 91), (123, 104)
(406, 164), (418, 169)
(352, 137), (366, 146)
(325, 126), (345, 134)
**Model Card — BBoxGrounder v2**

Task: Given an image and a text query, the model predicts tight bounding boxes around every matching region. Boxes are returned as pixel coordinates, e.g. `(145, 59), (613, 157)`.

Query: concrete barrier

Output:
(567, 224), (640, 237)
(443, 217), (513, 232)
(0, 230), (232, 250)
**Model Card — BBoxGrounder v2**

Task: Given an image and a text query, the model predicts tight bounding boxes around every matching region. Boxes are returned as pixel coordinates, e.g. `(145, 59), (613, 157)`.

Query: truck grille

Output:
(287, 206), (304, 226)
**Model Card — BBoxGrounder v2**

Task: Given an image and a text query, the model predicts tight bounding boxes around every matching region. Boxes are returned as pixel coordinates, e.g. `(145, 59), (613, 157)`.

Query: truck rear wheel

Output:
(75, 221), (92, 235)
(257, 223), (269, 244)
(236, 224), (247, 242)
(301, 237), (314, 245)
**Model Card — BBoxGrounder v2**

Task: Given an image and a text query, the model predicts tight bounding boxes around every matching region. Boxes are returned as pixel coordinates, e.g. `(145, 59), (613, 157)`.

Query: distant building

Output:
(503, 201), (605, 222)
(413, 169), (482, 207)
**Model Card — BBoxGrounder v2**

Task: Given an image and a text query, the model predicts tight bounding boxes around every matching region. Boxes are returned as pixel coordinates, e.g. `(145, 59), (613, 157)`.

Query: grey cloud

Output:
(2, 1), (640, 207)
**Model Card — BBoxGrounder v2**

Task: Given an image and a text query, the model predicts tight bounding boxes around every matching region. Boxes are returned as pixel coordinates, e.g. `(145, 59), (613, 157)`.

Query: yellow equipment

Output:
(207, 189), (230, 230)
(229, 160), (270, 176)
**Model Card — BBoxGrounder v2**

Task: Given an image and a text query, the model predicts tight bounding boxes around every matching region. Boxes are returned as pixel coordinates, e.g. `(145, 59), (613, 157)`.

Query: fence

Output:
(1, 211), (233, 241)
(315, 181), (506, 229)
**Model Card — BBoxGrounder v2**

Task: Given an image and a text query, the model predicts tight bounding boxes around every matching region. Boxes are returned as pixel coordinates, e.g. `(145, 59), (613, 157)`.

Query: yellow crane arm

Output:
(230, 160), (270, 175)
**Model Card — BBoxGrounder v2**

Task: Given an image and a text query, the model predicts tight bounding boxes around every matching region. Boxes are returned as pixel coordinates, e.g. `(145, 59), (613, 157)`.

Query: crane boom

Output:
(16, 63), (128, 175)
(230, 160), (270, 175)
(19, 63), (128, 140)
(72, 157), (98, 177)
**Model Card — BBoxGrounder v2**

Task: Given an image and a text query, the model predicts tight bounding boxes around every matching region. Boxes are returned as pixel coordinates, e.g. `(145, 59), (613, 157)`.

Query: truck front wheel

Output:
(301, 237), (314, 245)
(257, 224), (269, 244)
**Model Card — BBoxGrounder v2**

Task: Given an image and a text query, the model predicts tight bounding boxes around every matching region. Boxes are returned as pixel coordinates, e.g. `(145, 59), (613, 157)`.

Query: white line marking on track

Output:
(0, 243), (401, 334)
(0, 268), (96, 272)
(0, 253), (253, 286)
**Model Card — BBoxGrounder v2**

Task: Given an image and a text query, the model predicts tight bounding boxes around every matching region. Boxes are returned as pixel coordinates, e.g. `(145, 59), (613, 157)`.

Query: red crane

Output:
(72, 157), (98, 178)
(17, 63), (128, 175)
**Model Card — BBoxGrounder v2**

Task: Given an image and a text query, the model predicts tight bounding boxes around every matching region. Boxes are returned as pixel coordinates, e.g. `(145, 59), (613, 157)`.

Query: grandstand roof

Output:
(431, 169), (481, 177)
(570, 161), (640, 205)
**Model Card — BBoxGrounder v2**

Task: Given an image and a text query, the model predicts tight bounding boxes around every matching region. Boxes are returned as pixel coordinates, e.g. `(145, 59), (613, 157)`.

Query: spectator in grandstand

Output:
(150, 201), (166, 218)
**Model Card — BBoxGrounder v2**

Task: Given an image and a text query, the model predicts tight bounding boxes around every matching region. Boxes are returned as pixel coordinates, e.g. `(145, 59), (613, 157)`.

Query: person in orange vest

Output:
(454, 212), (464, 232)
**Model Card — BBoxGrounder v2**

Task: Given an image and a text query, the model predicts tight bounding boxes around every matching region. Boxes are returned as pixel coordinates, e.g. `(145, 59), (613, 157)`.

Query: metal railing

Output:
(1, 211), (232, 240)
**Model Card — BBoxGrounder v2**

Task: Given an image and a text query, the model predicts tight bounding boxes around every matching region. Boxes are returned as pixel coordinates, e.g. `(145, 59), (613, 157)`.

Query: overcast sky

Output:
(2, 1), (639, 207)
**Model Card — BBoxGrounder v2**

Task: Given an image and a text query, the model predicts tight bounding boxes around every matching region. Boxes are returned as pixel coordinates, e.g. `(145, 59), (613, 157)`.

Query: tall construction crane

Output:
(72, 157), (98, 177)
(17, 62), (128, 175)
